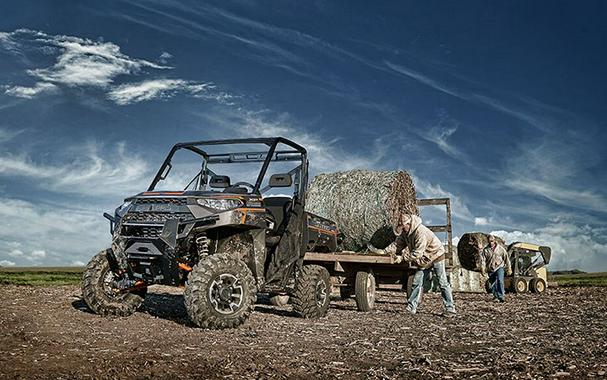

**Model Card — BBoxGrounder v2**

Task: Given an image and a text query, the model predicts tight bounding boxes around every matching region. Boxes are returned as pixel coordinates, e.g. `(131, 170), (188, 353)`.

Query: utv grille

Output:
(122, 225), (163, 238)
(122, 212), (194, 224)
(135, 198), (187, 205)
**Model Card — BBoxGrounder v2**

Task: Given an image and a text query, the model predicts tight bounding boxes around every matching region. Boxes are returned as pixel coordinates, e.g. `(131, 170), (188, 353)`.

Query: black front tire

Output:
(184, 254), (256, 329)
(81, 250), (146, 317)
(292, 265), (331, 318)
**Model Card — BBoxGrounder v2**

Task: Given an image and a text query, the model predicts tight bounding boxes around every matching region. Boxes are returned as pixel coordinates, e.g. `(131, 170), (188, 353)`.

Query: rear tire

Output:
(354, 271), (376, 312)
(530, 278), (546, 294)
(292, 265), (331, 318)
(513, 277), (528, 293)
(81, 250), (146, 317)
(184, 255), (256, 329)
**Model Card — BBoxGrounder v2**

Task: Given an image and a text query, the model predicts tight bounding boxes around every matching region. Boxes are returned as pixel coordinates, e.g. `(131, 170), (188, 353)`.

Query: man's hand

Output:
(506, 268), (513, 276)
(394, 255), (404, 264)
(481, 269), (487, 277)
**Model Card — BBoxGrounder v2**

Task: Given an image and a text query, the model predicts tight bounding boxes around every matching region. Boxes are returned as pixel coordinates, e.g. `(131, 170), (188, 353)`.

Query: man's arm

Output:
(479, 246), (487, 275)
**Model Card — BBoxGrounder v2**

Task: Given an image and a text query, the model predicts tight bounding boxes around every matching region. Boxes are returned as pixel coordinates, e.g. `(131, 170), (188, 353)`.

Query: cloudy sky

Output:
(0, 1), (605, 271)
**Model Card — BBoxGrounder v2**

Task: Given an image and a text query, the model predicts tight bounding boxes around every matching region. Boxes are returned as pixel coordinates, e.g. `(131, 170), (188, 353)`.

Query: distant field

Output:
(0, 267), (84, 286)
(2, 267), (607, 287)
(549, 272), (607, 287)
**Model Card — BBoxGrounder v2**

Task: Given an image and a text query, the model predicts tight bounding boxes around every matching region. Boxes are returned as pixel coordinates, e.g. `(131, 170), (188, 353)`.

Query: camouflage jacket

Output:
(480, 244), (511, 273)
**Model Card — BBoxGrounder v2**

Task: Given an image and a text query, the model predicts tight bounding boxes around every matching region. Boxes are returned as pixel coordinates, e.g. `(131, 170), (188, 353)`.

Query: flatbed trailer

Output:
(302, 198), (453, 312)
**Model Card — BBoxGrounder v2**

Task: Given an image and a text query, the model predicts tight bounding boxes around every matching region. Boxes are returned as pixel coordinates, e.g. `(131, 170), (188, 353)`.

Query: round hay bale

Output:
(305, 170), (418, 251)
(457, 232), (506, 272)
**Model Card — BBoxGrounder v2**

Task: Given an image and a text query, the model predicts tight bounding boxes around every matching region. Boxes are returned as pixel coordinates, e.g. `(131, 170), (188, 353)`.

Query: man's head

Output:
(394, 214), (413, 235)
(488, 235), (497, 248)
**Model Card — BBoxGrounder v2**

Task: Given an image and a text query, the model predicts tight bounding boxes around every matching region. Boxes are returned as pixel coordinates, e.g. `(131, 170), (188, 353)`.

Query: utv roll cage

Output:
(148, 137), (309, 198)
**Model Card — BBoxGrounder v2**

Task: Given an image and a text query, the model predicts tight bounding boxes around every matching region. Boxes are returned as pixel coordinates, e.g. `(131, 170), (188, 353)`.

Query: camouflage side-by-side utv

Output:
(82, 137), (339, 329)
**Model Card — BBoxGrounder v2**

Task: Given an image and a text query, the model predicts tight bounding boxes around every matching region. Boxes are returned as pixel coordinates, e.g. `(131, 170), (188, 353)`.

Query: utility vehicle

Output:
(82, 138), (339, 329)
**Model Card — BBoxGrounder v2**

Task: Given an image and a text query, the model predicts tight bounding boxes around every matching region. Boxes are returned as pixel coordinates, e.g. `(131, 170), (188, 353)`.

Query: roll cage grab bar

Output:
(148, 137), (309, 198)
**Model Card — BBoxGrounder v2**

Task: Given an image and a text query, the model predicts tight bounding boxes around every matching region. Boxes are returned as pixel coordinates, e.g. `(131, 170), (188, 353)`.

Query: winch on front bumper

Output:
(114, 198), (211, 285)
(109, 196), (269, 285)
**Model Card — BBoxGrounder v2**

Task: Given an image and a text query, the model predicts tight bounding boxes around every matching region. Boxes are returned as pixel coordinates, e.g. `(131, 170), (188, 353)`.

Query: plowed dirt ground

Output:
(1, 285), (606, 379)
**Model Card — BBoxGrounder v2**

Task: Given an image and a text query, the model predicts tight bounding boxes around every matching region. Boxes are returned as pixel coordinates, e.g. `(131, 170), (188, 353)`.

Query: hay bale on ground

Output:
(457, 232), (506, 272)
(305, 170), (418, 252)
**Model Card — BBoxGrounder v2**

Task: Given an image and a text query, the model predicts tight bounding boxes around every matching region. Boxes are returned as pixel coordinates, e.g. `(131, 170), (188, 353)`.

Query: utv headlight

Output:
(196, 198), (243, 211)
(115, 200), (133, 216)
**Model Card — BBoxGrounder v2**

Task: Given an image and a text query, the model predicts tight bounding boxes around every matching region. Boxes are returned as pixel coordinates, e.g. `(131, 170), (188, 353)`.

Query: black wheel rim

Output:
(209, 273), (244, 315)
(101, 268), (128, 301)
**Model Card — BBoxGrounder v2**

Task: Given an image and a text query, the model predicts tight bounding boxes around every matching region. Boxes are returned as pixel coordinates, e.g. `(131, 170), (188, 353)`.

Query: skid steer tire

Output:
(354, 271), (376, 312)
(269, 294), (290, 306)
(82, 250), (146, 317)
(292, 265), (331, 318)
(530, 278), (546, 294)
(184, 254), (256, 329)
(513, 277), (528, 293)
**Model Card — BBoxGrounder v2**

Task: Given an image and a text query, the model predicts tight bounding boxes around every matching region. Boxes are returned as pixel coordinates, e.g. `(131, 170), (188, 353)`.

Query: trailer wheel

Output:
(530, 278), (546, 294)
(513, 277), (528, 293)
(292, 265), (331, 318)
(82, 250), (146, 317)
(184, 254), (256, 329)
(269, 293), (290, 306)
(354, 271), (376, 312)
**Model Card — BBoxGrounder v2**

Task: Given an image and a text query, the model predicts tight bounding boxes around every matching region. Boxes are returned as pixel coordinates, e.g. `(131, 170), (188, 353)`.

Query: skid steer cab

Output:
(82, 137), (337, 329)
(504, 242), (551, 294)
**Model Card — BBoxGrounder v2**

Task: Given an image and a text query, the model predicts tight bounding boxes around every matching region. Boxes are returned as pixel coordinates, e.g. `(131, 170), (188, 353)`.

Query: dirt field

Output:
(1, 285), (606, 379)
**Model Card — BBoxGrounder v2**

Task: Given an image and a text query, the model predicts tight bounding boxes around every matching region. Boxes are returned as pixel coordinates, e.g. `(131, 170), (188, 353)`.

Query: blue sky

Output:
(0, 1), (605, 271)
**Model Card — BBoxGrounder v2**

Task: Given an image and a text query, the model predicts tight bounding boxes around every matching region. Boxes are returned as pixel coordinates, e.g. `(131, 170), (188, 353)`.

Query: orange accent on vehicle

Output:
(237, 207), (266, 224)
(308, 225), (339, 236)
(178, 263), (193, 271)
(142, 191), (184, 196)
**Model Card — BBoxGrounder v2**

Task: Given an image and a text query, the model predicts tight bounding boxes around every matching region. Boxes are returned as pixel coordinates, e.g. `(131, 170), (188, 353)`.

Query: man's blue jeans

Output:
(407, 260), (456, 313)
(489, 266), (505, 301)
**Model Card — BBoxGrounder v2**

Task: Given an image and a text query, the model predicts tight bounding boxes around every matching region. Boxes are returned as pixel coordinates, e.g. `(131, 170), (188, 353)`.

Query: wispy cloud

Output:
(421, 110), (462, 159)
(13, 29), (167, 87)
(0, 127), (24, 143)
(108, 79), (212, 105)
(503, 139), (607, 213)
(1, 29), (233, 105)
(0, 141), (151, 197)
(198, 108), (383, 174)
(4, 82), (58, 98)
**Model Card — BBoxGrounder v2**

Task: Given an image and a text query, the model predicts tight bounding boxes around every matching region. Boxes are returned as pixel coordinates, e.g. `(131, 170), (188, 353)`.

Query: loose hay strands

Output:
(456, 232), (506, 272)
(305, 170), (418, 251)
